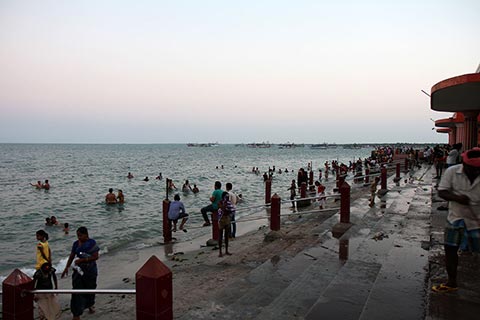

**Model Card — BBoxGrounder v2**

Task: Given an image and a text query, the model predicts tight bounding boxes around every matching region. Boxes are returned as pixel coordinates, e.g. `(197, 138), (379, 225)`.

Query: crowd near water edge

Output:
(0, 143), (373, 282)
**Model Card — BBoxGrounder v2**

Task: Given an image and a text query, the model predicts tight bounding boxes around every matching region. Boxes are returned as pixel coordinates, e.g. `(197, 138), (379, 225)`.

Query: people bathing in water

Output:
(143, 176), (149, 182)
(45, 217), (53, 226)
(42, 180), (50, 190)
(105, 188), (117, 204)
(64, 223), (70, 235)
(117, 190), (124, 204)
(192, 184), (199, 193)
(50, 216), (59, 226)
(167, 179), (177, 190)
(168, 194), (189, 232)
(127, 172), (134, 179)
(155, 172), (162, 180)
(31, 180), (42, 189)
(182, 180), (192, 192)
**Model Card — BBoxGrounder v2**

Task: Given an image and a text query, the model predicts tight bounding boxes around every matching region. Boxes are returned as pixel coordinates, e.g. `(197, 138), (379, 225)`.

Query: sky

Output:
(1, 0), (479, 144)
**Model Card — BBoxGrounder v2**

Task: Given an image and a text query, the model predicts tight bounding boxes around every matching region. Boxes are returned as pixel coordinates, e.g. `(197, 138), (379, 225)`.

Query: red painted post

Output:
(396, 163), (400, 179)
(339, 182), (351, 223)
(2, 269), (34, 320)
(265, 178), (272, 204)
(300, 182), (307, 198)
(381, 167), (387, 190)
(162, 199), (171, 243)
(335, 167), (340, 187)
(309, 170), (314, 186)
(404, 158), (409, 172)
(270, 193), (281, 231)
(136, 255), (172, 320)
(365, 168), (370, 184)
(211, 210), (219, 241)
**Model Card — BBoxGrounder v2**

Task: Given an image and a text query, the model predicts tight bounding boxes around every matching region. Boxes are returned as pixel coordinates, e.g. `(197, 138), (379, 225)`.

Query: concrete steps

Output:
(181, 165), (433, 320)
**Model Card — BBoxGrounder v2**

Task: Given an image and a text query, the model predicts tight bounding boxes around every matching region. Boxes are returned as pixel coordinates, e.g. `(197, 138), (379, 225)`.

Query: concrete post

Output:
(365, 168), (370, 184)
(381, 167), (387, 190)
(309, 170), (314, 186)
(136, 255), (173, 320)
(2, 269), (34, 320)
(270, 193), (281, 231)
(211, 210), (219, 242)
(339, 182), (351, 224)
(300, 182), (307, 198)
(162, 199), (171, 244)
(404, 158), (409, 173)
(265, 178), (272, 204)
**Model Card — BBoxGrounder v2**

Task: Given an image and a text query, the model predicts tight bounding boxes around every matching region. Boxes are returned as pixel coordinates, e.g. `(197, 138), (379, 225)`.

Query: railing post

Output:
(309, 170), (314, 186)
(365, 168), (370, 184)
(381, 167), (387, 190)
(265, 178), (272, 204)
(270, 193), (281, 231)
(300, 182), (307, 198)
(394, 163), (401, 184)
(404, 158), (409, 173)
(2, 269), (34, 320)
(136, 255), (172, 320)
(340, 182), (351, 223)
(212, 210), (219, 242)
(162, 199), (171, 244)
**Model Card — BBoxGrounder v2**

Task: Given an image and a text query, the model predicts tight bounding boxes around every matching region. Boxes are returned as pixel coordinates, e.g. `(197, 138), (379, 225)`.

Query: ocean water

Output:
(0, 143), (371, 281)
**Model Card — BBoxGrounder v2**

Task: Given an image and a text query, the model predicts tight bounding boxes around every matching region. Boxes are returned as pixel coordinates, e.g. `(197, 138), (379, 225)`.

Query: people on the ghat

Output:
(33, 262), (61, 320)
(288, 179), (297, 209)
(432, 147), (480, 293)
(446, 143), (463, 168)
(315, 181), (326, 209)
(182, 180), (192, 192)
(200, 181), (223, 227)
(297, 168), (308, 189)
(369, 177), (380, 208)
(31, 180), (42, 189)
(192, 184), (199, 193)
(143, 176), (149, 182)
(168, 194), (189, 232)
(42, 179), (50, 190)
(36, 230), (51, 270)
(433, 145), (446, 179)
(226, 182), (239, 239)
(105, 188), (117, 204)
(218, 191), (234, 257)
(117, 189), (124, 204)
(62, 226), (100, 320)
(127, 172), (134, 179)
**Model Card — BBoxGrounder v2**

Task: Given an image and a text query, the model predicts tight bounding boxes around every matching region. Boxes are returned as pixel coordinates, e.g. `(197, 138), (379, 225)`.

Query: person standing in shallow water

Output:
(62, 226), (100, 320)
(105, 188), (116, 204)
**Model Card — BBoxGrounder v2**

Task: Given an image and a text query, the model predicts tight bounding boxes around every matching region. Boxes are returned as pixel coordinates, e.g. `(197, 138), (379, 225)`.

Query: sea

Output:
(0, 143), (372, 282)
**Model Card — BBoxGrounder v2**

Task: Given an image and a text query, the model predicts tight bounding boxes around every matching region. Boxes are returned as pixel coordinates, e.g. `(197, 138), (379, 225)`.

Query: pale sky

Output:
(0, 0), (479, 144)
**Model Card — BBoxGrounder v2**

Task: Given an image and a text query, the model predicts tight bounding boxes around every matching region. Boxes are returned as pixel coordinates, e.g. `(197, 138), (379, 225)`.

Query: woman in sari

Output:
(61, 227), (99, 320)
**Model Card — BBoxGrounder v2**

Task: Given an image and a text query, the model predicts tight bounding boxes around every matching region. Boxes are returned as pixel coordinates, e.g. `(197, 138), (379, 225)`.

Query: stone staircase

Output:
(180, 165), (433, 320)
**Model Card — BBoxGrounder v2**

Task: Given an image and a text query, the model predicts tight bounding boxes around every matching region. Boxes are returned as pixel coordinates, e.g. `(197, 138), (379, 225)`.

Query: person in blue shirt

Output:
(168, 194), (188, 232)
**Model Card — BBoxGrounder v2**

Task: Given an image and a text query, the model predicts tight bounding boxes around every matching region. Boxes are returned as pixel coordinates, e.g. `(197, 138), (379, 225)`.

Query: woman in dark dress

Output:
(61, 226), (100, 320)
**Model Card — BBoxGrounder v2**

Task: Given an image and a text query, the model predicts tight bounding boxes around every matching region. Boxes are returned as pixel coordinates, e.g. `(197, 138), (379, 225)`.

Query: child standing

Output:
(33, 262), (61, 320)
(36, 230), (51, 270)
(218, 192), (234, 257)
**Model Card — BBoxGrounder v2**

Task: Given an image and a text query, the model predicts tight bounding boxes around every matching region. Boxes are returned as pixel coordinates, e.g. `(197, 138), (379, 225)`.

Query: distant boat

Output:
(343, 143), (362, 149)
(247, 142), (271, 148)
(187, 142), (219, 147)
(310, 143), (327, 149)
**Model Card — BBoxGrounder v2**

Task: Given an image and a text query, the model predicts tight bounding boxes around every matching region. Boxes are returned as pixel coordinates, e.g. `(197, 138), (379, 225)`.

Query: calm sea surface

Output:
(0, 143), (371, 281)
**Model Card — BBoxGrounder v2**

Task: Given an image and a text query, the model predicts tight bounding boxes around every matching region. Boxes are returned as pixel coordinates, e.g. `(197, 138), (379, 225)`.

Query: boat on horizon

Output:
(187, 142), (219, 147)
(247, 142), (271, 148)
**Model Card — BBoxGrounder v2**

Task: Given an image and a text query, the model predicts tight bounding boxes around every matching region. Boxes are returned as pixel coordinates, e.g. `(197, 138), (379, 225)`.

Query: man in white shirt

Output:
(226, 182), (238, 238)
(433, 147), (480, 293)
